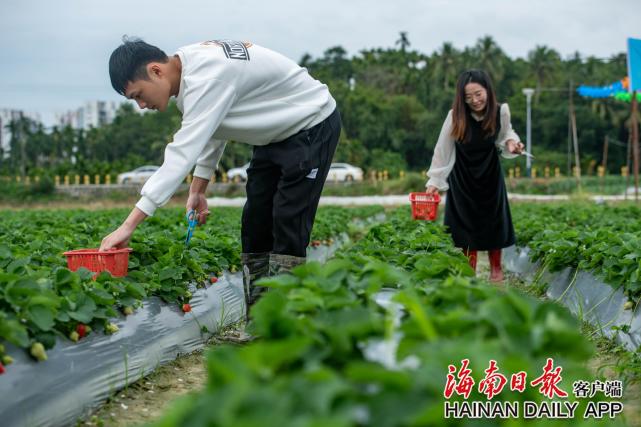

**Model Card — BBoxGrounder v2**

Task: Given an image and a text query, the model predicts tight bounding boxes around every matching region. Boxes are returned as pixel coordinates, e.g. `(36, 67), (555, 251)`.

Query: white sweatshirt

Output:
(136, 40), (336, 216)
(426, 104), (521, 191)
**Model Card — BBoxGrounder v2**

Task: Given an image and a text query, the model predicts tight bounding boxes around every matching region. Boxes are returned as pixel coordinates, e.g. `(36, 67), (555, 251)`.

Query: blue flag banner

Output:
(577, 80), (625, 98)
(628, 38), (641, 92)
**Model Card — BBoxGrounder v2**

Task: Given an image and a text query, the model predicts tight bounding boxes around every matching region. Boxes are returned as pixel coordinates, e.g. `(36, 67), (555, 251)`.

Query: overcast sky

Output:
(1, 0), (639, 125)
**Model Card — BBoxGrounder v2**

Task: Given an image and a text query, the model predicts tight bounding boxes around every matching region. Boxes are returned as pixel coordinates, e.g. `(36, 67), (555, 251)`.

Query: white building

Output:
(0, 109), (42, 158)
(57, 101), (120, 130)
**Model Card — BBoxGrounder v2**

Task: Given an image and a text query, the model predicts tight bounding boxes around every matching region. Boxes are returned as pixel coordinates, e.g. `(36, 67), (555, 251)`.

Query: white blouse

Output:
(426, 103), (521, 191)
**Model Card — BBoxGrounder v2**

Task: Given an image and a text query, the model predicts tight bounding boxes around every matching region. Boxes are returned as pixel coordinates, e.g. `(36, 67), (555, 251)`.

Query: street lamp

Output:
(522, 88), (535, 177)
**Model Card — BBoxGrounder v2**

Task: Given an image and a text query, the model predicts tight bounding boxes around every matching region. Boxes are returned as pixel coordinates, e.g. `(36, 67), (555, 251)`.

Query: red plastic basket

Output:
(409, 192), (441, 221)
(63, 248), (132, 277)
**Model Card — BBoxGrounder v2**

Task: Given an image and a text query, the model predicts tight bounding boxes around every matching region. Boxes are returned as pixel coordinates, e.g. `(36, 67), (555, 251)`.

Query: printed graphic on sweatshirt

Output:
(202, 40), (251, 61)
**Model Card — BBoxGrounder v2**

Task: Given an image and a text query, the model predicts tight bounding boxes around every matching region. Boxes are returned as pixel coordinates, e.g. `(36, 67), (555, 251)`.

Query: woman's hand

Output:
(506, 139), (525, 154)
(425, 185), (440, 196)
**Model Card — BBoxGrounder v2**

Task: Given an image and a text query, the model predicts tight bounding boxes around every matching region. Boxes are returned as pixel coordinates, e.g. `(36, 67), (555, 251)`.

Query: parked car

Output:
(227, 162), (250, 183)
(117, 165), (159, 184)
(326, 163), (364, 182)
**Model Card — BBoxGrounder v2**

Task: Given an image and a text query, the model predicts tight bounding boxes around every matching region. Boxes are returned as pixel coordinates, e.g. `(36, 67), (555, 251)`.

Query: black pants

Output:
(241, 108), (341, 257)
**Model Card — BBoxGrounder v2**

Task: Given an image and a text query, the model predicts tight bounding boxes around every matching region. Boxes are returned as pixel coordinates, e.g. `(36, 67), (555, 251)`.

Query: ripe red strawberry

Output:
(182, 303), (192, 313)
(0, 362), (5, 374)
(76, 324), (87, 338)
(210, 276), (218, 284)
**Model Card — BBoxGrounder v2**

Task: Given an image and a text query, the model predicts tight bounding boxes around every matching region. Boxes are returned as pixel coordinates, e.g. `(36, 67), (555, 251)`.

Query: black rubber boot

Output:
(268, 253), (306, 276)
(241, 252), (270, 319)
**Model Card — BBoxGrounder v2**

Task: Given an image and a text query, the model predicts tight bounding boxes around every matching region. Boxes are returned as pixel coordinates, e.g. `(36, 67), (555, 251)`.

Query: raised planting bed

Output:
(0, 205), (384, 427)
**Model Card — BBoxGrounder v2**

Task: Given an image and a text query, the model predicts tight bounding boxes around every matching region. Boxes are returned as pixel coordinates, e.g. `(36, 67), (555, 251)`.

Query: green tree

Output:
(527, 45), (561, 105)
(432, 42), (459, 92)
(472, 35), (507, 84)
(395, 31), (411, 54)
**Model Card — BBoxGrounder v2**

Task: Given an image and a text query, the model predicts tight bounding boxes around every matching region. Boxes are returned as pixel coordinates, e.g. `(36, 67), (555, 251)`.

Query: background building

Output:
(0, 109), (42, 158)
(56, 101), (120, 130)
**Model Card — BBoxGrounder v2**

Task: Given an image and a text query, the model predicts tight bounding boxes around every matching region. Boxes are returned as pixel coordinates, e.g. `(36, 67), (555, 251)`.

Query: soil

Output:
(79, 327), (251, 427)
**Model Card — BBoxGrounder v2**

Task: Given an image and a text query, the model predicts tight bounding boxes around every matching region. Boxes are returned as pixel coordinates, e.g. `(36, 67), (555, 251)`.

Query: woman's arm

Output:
(426, 110), (456, 192)
(496, 104), (523, 158)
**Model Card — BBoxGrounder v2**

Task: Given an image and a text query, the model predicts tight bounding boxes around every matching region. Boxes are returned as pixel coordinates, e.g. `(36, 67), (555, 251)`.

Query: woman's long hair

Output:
(450, 69), (498, 143)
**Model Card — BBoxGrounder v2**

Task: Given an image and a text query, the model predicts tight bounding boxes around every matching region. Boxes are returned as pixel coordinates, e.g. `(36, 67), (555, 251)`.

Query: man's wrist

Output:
(122, 219), (138, 231)
(190, 176), (210, 194)
(193, 165), (216, 182)
(123, 206), (148, 231)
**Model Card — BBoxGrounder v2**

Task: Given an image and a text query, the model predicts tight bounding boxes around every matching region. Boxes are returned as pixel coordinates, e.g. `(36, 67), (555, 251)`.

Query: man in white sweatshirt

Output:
(100, 37), (340, 314)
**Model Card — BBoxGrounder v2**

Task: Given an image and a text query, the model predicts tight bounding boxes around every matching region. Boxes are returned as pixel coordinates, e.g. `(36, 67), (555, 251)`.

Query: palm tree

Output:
(432, 42), (459, 91)
(472, 35), (506, 83)
(395, 31), (411, 54)
(528, 45), (561, 105)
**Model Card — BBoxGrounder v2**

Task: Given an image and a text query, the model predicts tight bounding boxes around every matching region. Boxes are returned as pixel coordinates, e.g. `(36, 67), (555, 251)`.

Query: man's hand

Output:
(506, 139), (525, 154)
(187, 176), (211, 225)
(99, 207), (147, 251)
(100, 223), (135, 251)
(186, 192), (210, 225)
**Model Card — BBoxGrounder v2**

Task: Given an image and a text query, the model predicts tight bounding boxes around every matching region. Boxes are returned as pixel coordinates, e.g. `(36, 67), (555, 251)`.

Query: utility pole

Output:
(626, 134), (632, 201)
(602, 135), (609, 171)
(569, 80), (581, 191)
(522, 88), (535, 177)
(601, 135), (609, 192)
(632, 91), (640, 202)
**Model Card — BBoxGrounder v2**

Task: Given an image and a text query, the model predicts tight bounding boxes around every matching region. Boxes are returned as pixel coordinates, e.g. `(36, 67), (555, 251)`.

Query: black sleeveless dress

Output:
(444, 106), (515, 251)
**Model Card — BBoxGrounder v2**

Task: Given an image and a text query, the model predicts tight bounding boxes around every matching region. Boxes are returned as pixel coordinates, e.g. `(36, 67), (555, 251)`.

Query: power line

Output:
(606, 138), (628, 148)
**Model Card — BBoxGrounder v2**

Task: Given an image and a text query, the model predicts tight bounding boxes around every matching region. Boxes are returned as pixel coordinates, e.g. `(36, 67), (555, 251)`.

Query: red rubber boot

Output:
(489, 249), (504, 283)
(462, 248), (478, 273)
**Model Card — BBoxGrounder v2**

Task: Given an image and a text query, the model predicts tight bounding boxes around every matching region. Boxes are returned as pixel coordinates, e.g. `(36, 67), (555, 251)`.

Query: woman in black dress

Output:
(426, 70), (524, 282)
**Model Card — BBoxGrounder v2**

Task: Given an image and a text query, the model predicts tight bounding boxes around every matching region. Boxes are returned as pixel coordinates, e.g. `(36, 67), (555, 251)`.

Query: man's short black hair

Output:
(109, 36), (169, 95)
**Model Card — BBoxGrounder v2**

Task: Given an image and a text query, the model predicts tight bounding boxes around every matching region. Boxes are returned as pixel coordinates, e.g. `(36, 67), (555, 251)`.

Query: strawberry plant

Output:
(0, 206), (382, 366)
(150, 208), (609, 427)
(512, 202), (641, 301)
